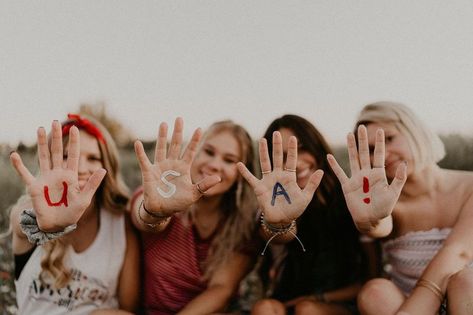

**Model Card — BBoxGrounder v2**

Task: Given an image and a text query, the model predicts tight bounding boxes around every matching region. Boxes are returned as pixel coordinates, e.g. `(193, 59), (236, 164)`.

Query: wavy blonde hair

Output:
(195, 120), (258, 280)
(38, 115), (129, 288)
(356, 101), (445, 174)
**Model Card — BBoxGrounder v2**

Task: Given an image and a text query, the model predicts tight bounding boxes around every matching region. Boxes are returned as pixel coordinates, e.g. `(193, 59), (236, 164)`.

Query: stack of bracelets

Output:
(137, 199), (172, 228)
(260, 212), (304, 255)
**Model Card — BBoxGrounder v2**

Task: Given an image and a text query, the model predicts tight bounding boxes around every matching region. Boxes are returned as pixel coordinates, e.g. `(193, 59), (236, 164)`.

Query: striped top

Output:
(142, 213), (216, 315)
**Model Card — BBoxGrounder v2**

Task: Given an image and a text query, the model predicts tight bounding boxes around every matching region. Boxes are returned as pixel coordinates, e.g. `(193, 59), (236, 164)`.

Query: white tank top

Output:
(15, 209), (126, 315)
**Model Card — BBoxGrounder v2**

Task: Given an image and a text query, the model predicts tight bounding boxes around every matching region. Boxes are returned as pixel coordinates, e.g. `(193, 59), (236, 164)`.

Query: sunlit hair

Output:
(356, 101), (445, 174)
(194, 120), (257, 280)
(39, 114), (130, 288)
(264, 114), (338, 205)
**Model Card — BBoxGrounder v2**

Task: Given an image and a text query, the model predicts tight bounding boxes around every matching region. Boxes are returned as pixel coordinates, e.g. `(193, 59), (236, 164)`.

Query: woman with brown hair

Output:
(239, 114), (367, 315)
(10, 115), (140, 314)
(130, 118), (258, 314)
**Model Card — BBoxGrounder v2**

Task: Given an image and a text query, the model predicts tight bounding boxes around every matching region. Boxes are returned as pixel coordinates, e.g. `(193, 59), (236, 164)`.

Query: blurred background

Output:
(2, 1), (473, 313)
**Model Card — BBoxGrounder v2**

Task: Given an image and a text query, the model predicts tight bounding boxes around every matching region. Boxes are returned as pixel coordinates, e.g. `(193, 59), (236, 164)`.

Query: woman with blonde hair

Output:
(130, 118), (258, 314)
(10, 114), (140, 314)
(327, 101), (473, 314)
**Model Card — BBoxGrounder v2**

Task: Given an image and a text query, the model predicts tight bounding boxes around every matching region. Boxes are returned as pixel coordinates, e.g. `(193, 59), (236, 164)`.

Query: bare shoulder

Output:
(442, 168), (473, 188)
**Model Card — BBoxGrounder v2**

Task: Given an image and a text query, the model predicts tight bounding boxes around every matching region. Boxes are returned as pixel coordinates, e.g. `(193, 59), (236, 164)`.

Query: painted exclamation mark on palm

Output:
(363, 177), (370, 204)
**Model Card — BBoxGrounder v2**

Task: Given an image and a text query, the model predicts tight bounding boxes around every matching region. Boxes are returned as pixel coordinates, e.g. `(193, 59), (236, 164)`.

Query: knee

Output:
(294, 300), (318, 315)
(358, 278), (398, 313)
(448, 268), (473, 291)
(252, 299), (285, 315)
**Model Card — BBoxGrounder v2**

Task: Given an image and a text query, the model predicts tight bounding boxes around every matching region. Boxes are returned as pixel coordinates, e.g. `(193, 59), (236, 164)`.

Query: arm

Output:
(285, 282), (362, 307)
(398, 192), (473, 314)
(327, 126), (406, 238)
(116, 216), (141, 312)
(177, 253), (252, 315)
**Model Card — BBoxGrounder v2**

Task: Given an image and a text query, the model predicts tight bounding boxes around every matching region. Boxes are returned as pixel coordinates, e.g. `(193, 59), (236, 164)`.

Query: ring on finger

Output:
(196, 183), (206, 195)
(284, 167), (296, 172)
(261, 170), (271, 175)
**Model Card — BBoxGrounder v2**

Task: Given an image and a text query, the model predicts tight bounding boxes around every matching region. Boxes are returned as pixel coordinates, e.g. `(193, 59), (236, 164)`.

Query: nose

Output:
(206, 156), (223, 172)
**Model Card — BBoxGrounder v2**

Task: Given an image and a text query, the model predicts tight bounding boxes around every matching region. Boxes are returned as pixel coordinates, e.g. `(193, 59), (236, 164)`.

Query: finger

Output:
(357, 125), (371, 170)
(347, 132), (360, 175)
(82, 168), (107, 199)
(284, 136), (297, 172)
(168, 117), (183, 160)
(326, 154), (349, 184)
(194, 175), (221, 194)
(237, 162), (259, 189)
(10, 152), (35, 185)
(302, 169), (324, 199)
(373, 128), (385, 168)
(66, 126), (80, 172)
(389, 161), (407, 195)
(259, 138), (271, 175)
(154, 122), (168, 163)
(134, 140), (153, 173)
(50, 120), (64, 169)
(182, 128), (202, 164)
(272, 131), (283, 171)
(37, 127), (51, 173)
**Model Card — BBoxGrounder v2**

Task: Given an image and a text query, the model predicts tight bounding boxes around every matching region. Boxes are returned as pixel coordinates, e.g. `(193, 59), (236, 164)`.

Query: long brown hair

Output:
(198, 120), (258, 279)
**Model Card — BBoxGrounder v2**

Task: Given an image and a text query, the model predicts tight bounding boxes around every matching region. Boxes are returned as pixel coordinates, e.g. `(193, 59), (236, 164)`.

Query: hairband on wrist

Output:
(20, 209), (77, 245)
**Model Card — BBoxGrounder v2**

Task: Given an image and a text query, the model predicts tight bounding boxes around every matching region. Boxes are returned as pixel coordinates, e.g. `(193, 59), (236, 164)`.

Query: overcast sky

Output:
(2, 1), (473, 147)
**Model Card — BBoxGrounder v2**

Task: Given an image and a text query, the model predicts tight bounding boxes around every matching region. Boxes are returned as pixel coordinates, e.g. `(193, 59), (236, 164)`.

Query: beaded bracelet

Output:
(260, 213), (305, 255)
(137, 201), (171, 229)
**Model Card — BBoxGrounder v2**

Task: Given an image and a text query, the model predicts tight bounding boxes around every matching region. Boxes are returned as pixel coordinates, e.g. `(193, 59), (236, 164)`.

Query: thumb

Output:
(82, 168), (107, 200)
(193, 175), (221, 200)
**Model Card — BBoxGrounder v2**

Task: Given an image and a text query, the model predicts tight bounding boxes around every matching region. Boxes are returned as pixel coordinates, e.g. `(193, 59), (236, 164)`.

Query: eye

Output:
(224, 157), (238, 164)
(204, 148), (214, 156)
(88, 156), (101, 162)
(385, 135), (394, 143)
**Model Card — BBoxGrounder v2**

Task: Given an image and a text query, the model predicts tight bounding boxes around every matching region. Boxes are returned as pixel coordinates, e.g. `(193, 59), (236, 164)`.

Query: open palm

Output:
(238, 131), (323, 224)
(134, 118), (220, 216)
(10, 121), (106, 232)
(327, 125), (407, 230)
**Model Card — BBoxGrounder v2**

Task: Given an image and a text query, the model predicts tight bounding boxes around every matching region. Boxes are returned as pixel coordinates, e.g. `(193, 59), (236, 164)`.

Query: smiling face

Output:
(191, 131), (241, 197)
(64, 130), (103, 190)
(279, 127), (317, 189)
(365, 122), (414, 180)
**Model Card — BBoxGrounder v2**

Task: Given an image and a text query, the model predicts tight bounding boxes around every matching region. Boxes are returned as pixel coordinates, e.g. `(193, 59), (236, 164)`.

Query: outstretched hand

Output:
(134, 117), (221, 216)
(237, 131), (324, 224)
(327, 125), (407, 231)
(10, 121), (106, 232)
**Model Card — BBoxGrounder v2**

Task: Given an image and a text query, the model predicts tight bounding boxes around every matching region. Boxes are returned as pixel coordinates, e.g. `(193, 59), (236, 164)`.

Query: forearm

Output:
(177, 285), (233, 315)
(400, 244), (472, 314)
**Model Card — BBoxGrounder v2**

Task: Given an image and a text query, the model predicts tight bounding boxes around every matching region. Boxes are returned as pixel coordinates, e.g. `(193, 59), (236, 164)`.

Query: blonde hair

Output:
(197, 120), (257, 280)
(356, 101), (445, 173)
(40, 115), (129, 288)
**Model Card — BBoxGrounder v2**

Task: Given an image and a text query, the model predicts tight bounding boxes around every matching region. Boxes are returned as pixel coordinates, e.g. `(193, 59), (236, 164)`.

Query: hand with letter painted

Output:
(10, 121), (106, 232)
(134, 117), (221, 216)
(237, 131), (324, 224)
(326, 125), (407, 233)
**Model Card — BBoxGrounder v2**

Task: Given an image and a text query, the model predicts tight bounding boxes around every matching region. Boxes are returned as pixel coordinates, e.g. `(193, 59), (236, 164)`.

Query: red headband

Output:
(62, 114), (106, 144)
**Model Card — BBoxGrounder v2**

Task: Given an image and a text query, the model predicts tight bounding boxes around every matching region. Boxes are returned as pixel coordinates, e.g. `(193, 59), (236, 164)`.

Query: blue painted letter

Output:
(271, 182), (292, 206)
